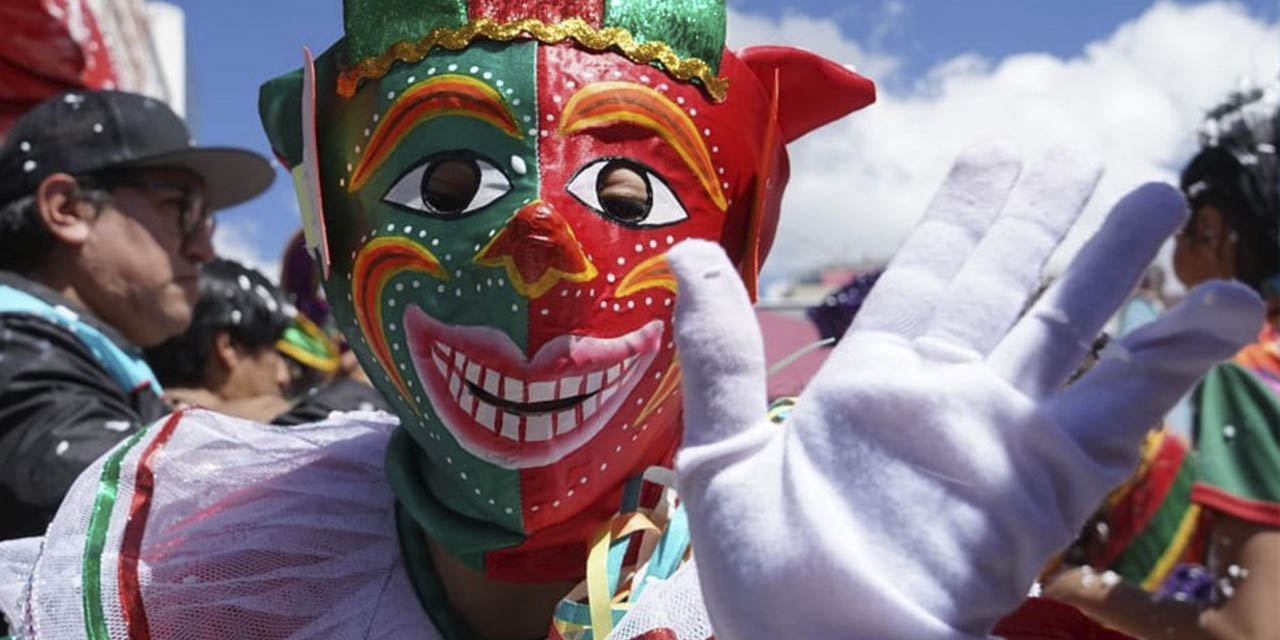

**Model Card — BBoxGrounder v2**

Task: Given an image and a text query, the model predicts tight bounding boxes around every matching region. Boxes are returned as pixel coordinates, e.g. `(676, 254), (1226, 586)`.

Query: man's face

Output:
(313, 41), (773, 529)
(78, 167), (214, 347)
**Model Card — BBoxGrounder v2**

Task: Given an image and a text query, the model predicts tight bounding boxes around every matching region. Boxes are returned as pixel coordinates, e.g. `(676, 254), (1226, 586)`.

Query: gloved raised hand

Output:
(667, 144), (1263, 640)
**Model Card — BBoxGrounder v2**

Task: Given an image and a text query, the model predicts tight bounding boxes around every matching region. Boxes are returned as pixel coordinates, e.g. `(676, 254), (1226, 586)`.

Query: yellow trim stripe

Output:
(1141, 503), (1202, 591)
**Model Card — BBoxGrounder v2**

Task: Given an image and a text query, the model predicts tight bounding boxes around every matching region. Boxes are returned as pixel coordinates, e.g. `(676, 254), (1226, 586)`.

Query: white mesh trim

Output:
(608, 560), (714, 640)
(6, 409), (440, 639)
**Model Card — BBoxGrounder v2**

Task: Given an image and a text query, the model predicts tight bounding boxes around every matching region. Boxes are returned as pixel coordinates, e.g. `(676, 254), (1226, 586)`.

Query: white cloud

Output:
(214, 218), (282, 284)
(736, 1), (1279, 286)
(726, 7), (900, 78)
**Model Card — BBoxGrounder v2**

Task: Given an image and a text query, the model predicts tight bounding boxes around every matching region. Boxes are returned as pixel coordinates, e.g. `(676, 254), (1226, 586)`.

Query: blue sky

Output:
(168, 0), (1280, 280)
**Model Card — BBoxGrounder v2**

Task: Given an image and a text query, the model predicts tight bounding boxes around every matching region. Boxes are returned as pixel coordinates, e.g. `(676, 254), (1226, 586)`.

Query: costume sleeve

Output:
(0, 409), (432, 639)
(1189, 362), (1280, 527)
(0, 315), (153, 539)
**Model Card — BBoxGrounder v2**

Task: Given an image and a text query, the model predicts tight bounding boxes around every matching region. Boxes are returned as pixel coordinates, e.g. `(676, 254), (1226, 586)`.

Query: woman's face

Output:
(1173, 203), (1235, 288)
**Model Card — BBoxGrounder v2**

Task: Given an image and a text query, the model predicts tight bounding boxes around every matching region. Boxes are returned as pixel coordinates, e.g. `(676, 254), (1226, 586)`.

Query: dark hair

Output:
(1182, 147), (1279, 292)
(1180, 87), (1280, 292)
(145, 259), (292, 387)
(0, 176), (111, 273)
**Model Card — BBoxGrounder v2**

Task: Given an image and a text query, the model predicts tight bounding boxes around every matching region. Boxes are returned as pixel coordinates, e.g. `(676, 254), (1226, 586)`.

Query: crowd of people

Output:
(0, 1), (1275, 638)
(0, 91), (385, 543)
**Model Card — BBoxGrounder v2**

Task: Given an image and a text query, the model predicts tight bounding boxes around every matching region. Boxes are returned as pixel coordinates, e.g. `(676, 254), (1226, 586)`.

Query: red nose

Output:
(475, 200), (598, 299)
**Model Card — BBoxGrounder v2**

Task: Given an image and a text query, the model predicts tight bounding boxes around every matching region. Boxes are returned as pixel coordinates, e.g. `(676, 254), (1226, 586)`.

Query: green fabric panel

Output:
(327, 43), (535, 532)
(1107, 462), (1196, 583)
(603, 0), (725, 73)
(1194, 362), (1280, 506)
(386, 428), (526, 574)
(343, 0), (468, 63)
(259, 66), (304, 168)
(394, 502), (483, 640)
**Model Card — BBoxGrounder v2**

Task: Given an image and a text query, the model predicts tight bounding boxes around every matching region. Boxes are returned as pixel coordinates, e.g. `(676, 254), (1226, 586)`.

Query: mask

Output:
(260, 0), (874, 582)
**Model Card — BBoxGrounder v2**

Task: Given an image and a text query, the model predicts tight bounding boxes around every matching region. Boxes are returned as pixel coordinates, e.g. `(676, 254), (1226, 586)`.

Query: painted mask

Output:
(260, 0), (875, 582)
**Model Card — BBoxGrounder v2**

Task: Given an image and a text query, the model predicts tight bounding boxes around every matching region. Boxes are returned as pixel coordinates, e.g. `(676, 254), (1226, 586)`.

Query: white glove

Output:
(667, 144), (1263, 640)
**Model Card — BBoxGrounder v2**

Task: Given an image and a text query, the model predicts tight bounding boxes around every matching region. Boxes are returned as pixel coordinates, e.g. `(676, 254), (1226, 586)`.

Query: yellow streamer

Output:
(586, 524), (616, 639)
(1142, 503), (1202, 591)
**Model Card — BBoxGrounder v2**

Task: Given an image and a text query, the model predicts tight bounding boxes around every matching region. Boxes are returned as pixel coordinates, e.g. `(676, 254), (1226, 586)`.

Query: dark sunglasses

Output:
(85, 173), (214, 248)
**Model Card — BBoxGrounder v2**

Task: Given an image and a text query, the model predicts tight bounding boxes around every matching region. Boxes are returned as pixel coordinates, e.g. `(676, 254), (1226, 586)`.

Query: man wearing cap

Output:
(0, 90), (273, 540)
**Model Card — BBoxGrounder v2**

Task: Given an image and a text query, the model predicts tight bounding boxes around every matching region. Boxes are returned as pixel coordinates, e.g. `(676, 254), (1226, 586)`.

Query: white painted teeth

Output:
(464, 362), (482, 384)
(556, 409), (577, 435)
(482, 370), (501, 396)
(528, 381), (556, 403)
(475, 403), (496, 431)
(426, 340), (648, 444)
(503, 378), (524, 402)
(500, 413), (521, 440)
(561, 375), (582, 396)
(526, 414), (553, 442)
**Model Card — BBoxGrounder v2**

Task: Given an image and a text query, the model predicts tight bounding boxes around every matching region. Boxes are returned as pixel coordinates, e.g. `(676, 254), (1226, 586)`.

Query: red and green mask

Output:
(260, 0), (874, 582)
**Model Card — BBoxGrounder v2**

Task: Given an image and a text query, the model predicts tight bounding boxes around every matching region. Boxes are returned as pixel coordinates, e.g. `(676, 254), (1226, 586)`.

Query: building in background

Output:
(0, 0), (185, 139)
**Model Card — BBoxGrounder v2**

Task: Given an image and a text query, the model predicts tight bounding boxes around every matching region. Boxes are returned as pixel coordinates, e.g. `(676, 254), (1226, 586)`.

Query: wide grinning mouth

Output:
(404, 305), (663, 469)
(465, 377), (600, 415)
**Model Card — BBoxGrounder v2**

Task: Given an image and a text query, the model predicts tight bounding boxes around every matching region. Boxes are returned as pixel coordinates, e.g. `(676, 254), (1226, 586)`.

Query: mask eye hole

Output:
(596, 160), (653, 224)
(383, 151), (512, 217)
(567, 158), (689, 228)
(424, 158), (481, 214)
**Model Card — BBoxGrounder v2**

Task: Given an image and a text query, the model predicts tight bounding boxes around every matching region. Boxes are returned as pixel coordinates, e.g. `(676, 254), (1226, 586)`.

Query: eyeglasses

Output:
(90, 174), (214, 248)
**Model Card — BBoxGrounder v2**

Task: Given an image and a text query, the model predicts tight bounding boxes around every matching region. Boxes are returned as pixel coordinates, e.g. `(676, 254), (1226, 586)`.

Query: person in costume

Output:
(0, 2), (1266, 639)
(1043, 86), (1280, 640)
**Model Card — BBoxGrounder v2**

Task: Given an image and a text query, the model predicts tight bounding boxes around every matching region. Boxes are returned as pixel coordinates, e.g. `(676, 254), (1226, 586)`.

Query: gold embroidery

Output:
(337, 18), (729, 102)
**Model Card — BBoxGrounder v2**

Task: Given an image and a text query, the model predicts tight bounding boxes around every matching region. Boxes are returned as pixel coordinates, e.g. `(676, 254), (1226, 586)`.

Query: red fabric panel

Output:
(1191, 483), (1280, 527)
(0, 0), (118, 139)
(737, 45), (875, 145)
(1088, 433), (1189, 569)
(994, 598), (1138, 640)
(468, 0), (604, 27)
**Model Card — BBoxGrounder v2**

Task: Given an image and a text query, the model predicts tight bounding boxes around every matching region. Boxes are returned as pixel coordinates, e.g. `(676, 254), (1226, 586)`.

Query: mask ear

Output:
(259, 48), (331, 278)
(738, 46), (875, 144)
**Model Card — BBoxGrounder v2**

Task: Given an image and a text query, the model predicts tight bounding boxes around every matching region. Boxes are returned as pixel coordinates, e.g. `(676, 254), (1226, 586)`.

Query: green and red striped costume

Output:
(1082, 329), (1280, 588)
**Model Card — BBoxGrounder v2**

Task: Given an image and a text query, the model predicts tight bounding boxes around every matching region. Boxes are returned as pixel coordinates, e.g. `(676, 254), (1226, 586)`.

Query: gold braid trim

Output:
(337, 17), (729, 102)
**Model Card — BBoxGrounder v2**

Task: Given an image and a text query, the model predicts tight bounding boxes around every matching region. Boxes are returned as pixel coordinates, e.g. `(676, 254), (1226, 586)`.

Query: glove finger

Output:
(668, 240), (768, 449)
(851, 142), (1021, 338)
(1048, 281), (1262, 469)
(917, 146), (1102, 357)
(989, 183), (1187, 397)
